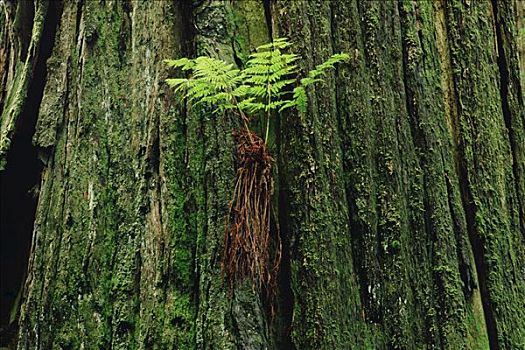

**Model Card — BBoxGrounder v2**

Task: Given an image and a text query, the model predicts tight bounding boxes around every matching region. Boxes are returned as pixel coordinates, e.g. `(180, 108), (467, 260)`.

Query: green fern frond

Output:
(165, 78), (189, 93)
(255, 37), (292, 51)
(300, 77), (322, 87)
(164, 39), (348, 137)
(243, 66), (268, 76)
(248, 86), (267, 97)
(293, 86), (307, 114)
(232, 85), (250, 97)
(305, 53), (350, 84)
(281, 53), (300, 63)
(246, 75), (268, 85)
(269, 66), (297, 83)
(164, 58), (195, 70)
(270, 79), (296, 94)
(238, 100), (266, 113)
(249, 50), (273, 59)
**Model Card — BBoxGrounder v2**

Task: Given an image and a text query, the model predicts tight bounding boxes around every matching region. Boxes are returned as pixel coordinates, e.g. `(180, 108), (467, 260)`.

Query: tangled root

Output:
(222, 127), (281, 295)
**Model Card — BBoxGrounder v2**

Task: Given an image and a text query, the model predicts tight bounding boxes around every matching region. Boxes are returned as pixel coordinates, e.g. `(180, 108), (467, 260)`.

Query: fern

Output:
(164, 39), (348, 292)
(164, 38), (349, 140)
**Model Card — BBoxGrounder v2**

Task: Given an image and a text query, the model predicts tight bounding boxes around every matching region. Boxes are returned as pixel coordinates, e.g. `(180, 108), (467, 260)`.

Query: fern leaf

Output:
(164, 58), (195, 70)
(232, 85), (250, 97)
(165, 78), (188, 89)
(293, 86), (307, 114)
(278, 100), (297, 112)
(165, 39), (348, 122)
(249, 85), (267, 97)
(256, 37), (292, 51)
(300, 77), (322, 87)
(270, 79), (296, 94)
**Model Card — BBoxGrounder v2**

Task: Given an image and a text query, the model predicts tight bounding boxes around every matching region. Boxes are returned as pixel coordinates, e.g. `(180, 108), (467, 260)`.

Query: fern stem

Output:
(265, 68), (272, 144)
(232, 95), (254, 144)
(265, 113), (270, 144)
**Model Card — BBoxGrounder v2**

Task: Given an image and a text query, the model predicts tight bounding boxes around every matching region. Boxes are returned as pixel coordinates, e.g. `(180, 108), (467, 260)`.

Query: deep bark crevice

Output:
(262, 0), (273, 42)
(444, 173), (477, 298)
(441, 2), (500, 348)
(460, 183), (499, 350)
(273, 14), (293, 341)
(433, 0), (477, 301)
(0, 0), (60, 346)
(491, 0), (524, 233)
(179, 0), (196, 59)
(13, 0), (34, 60)
(75, 0), (83, 44)
(274, 176), (293, 349)
(450, 54), (500, 350)
(330, 0), (379, 327)
(176, 0), (200, 332)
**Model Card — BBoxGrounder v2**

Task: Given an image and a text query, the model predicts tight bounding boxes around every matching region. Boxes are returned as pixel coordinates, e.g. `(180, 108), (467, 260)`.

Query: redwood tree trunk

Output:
(1, 0), (524, 349)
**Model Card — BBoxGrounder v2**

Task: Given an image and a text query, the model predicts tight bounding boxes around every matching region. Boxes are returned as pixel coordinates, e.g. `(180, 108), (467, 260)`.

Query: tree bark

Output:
(1, 0), (524, 349)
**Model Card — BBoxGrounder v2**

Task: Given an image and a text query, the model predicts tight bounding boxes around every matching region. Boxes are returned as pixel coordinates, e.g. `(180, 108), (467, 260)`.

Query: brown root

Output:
(222, 127), (281, 296)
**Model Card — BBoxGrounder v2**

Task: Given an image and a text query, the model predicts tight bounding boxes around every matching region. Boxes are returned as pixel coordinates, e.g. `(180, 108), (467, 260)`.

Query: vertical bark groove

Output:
(445, 29), (500, 340)
(0, 1), (59, 346)
(491, 0), (525, 236)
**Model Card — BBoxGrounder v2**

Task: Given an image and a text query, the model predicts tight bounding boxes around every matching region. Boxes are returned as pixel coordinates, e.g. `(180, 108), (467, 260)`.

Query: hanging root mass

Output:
(222, 127), (281, 293)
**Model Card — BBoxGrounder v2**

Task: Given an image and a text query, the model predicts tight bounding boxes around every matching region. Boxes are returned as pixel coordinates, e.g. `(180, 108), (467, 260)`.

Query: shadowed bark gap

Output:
(441, 1), (500, 347)
(0, 0), (60, 346)
(179, 0), (196, 59)
(491, 0), (525, 234)
(13, 0), (34, 60)
(275, 111), (294, 349)
(262, 0), (273, 41)
(460, 184), (499, 350)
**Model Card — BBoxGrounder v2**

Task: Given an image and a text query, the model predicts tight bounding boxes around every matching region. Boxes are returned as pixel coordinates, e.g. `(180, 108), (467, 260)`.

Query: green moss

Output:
(0, 1), (48, 169)
(272, 1), (381, 348)
(230, 0), (269, 64)
(445, 0), (525, 347)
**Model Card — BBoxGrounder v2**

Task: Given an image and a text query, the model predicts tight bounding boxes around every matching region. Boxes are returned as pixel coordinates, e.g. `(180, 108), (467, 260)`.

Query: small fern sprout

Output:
(164, 39), (349, 295)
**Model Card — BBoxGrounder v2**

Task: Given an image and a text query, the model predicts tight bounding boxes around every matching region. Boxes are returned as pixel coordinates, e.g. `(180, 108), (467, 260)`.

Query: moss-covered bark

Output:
(444, 0), (525, 347)
(274, 1), (372, 348)
(1, 0), (524, 349)
(0, 0), (48, 170)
